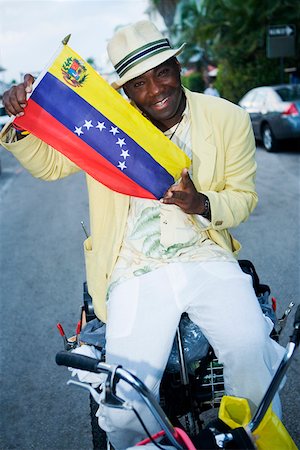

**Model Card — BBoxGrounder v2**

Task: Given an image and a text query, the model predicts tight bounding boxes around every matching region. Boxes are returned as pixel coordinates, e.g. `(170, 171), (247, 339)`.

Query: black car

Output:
(239, 84), (300, 152)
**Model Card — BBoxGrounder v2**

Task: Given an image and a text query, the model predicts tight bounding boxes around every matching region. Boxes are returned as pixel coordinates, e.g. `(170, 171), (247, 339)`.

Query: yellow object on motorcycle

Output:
(219, 395), (298, 450)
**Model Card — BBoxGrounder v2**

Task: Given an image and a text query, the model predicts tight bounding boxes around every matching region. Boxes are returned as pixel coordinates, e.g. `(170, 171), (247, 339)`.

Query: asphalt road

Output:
(0, 142), (299, 449)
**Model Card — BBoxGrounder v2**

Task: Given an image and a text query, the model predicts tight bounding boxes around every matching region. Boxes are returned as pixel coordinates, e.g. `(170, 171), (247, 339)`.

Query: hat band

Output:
(115, 38), (171, 78)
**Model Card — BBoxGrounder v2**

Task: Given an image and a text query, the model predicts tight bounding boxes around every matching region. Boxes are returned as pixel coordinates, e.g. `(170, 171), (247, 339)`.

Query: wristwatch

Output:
(202, 197), (210, 218)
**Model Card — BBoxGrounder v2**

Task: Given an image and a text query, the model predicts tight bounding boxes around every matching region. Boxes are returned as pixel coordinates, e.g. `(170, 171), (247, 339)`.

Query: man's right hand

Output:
(2, 74), (35, 117)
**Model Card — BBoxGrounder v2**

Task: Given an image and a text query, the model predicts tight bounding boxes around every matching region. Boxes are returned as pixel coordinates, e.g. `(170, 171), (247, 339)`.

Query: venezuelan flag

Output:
(14, 43), (191, 199)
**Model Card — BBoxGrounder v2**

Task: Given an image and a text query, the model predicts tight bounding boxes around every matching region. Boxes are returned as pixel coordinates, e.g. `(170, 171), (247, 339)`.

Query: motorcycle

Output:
(56, 260), (296, 449)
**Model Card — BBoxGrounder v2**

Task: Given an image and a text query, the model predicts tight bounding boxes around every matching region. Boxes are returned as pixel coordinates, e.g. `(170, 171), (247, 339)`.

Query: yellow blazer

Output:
(0, 89), (257, 322)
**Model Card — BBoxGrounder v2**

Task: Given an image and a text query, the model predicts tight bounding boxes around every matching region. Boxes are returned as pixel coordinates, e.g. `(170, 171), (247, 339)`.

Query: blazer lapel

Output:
(185, 89), (217, 191)
(192, 136), (217, 191)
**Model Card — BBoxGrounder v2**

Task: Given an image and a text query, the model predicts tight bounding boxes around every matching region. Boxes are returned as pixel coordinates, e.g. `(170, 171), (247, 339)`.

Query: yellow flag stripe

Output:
(47, 45), (190, 179)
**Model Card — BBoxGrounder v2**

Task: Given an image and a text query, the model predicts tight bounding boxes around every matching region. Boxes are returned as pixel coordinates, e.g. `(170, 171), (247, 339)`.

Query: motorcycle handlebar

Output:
(55, 351), (111, 374)
(56, 351), (185, 449)
(56, 305), (300, 449)
(291, 305), (300, 346)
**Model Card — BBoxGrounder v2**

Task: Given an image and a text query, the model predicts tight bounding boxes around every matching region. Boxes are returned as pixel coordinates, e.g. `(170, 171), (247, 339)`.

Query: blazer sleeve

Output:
(203, 109), (258, 230)
(0, 131), (80, 180)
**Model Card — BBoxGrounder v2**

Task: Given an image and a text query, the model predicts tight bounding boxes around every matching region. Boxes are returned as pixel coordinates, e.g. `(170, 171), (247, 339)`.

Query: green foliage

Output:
(171, 0), (300, 102)
(181, 72), (205, 92)
(86, 57), (96, 68)
(216, 57), (291, 103)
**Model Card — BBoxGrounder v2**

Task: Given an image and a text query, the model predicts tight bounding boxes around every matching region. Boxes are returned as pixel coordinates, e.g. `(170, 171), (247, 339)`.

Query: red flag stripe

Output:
(15, 100), (156, 199)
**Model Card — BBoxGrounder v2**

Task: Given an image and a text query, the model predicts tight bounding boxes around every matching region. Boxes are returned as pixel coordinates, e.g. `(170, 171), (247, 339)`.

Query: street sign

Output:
(268, 25), (295, 37)
(267, 24), (296, 58)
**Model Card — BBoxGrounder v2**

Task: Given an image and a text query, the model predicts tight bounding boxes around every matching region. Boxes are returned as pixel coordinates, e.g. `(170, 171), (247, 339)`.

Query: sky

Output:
(0, 0), (164, 84)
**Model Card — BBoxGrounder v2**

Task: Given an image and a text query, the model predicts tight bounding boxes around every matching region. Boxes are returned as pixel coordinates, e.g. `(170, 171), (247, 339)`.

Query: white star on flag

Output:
(96, 121), (106, 131)
(116, 138), (126, 148)
(83, 120), (93, 130)
(109, 126), (120, 136)
(117, 161), (127, 171)
(74, 126), (84, 136)
(120, 149), (130, 159)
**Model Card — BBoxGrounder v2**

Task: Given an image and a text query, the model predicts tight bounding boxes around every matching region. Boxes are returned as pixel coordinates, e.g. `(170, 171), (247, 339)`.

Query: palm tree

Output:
(172, 0), (300, 101)
(148, 0), (179, 28)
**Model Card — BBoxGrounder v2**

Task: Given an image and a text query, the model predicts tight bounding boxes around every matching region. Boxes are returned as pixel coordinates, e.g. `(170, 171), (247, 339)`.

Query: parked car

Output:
(239, 84), (300, 152)
(0, 103), (9, 130)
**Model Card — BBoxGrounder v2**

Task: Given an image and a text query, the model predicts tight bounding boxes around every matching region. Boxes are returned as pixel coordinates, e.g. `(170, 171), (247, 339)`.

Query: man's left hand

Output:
(161, 168), (209, 216)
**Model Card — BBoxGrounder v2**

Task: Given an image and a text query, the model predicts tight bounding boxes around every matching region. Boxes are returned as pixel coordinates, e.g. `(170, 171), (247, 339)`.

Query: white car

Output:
(239, 84), (300, 152)
(0, 104), (9, 130)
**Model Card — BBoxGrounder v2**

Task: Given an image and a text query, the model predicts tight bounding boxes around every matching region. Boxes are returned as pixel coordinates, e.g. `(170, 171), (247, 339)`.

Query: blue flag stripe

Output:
(30, 72), (174, 198)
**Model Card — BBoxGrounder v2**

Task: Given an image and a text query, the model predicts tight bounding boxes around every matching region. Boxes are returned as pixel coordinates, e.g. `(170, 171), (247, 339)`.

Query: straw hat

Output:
(107, 20), (185, 89)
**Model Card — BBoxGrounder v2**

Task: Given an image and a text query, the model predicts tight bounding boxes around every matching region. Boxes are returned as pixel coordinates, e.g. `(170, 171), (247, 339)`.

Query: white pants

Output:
(97, 261), (285, 450)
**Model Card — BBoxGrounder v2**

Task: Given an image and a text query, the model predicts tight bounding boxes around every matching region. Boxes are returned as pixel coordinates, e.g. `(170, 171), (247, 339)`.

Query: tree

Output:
(148, 0), (178, 28)
(149, 0), (208, 92)
(86, 57), (96, 69)
(151, 0), (300, 102)
(204, 0), (299, 101)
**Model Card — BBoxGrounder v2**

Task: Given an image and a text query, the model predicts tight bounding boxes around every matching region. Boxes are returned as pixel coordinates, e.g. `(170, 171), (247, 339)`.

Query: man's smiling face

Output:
(123, 58), (185, 131)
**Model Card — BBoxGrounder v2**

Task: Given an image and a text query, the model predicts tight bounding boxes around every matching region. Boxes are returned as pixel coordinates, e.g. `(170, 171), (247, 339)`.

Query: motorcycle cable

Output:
(132, 406), (173, 450)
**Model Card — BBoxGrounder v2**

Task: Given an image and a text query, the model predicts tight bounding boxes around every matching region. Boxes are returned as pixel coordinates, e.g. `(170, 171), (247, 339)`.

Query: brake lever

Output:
(67, 379), (101, 404)
(103, 366), (127, 409)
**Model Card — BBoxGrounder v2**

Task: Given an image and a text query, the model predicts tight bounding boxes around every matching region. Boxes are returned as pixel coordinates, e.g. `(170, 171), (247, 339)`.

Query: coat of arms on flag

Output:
(13, 36), (191, 199)
(61, 56), (88, 87)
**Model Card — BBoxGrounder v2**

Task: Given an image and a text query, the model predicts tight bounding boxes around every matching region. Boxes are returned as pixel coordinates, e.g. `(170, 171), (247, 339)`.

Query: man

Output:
(204, 78), (220, 97)
(1, 20), (284, 450)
